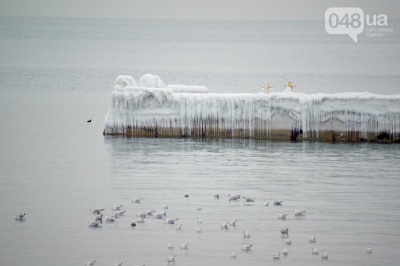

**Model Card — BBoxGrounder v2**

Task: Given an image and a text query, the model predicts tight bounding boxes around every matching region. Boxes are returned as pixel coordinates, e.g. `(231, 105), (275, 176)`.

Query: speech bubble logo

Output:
(325, 7), (364, 42)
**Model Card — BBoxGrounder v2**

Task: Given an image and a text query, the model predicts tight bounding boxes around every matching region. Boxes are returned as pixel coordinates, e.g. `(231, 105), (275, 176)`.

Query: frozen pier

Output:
(104, 75), (400, 143)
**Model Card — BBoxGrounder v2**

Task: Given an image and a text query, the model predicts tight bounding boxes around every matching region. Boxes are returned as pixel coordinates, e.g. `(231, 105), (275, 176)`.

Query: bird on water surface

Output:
(15, 213), (26, 221)
(281, 226), (289, 235)
(167, 255), (175, 263)
(321, 251), (329, 259)
(88, 221), (100, 227)
(90, 208), (104, 215)
(241, 244), (253, 251)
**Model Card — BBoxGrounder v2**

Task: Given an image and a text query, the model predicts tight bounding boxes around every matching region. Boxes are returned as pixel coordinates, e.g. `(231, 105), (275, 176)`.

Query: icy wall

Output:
(104, 74), (400, 138)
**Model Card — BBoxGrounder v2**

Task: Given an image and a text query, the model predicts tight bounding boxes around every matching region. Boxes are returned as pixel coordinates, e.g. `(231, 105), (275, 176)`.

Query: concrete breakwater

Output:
(104, 75), (400, 143)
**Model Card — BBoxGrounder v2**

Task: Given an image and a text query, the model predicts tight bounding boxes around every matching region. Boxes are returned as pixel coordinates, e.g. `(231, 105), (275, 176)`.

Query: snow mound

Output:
(113, 75), (137, 90)
(138, 74), (166, 88)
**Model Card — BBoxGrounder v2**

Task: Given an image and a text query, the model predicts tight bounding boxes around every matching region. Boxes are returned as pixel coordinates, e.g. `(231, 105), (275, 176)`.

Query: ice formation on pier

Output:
(166, 85), (209, 93)
(104, 74), (400, 139)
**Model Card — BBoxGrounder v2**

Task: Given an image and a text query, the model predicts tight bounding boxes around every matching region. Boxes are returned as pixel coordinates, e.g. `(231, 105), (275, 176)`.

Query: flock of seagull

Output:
(15, 194), (373, 265)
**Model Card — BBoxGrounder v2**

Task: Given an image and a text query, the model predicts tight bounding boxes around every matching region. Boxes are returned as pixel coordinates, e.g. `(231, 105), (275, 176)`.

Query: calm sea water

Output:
(0, 16), (400, 266)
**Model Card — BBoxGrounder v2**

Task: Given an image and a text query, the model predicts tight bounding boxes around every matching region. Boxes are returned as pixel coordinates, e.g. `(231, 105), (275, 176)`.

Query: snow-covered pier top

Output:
(104, 74), (400, 142)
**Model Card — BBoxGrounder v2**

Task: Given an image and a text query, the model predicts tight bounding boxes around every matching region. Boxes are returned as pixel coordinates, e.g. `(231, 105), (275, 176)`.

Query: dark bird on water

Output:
(87, 119), (92, 123)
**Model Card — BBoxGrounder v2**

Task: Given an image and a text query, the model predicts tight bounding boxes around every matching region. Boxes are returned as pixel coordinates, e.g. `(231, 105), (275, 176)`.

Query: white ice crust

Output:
(105, 75), (400, 138)
(138, 74), (166, 88)
(167, 85), (209, 93)
(113, 75), (137, 90)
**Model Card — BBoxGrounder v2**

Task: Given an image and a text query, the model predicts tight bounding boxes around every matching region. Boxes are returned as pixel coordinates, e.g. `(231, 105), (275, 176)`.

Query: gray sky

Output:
(0, 0), (399, 20)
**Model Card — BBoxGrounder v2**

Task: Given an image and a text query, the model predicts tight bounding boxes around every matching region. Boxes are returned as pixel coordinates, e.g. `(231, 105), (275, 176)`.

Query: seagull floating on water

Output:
(88, 221), (100, 227)
(146, 210), (155, 216)
(294, 210), (306, 217)
(137, 212), (147, 219)
(214, 193), (219, 199)
(197, 206), (202, 211)
(228, 195), (240, 201)
(165, 218), (179, 224)
(84, 260), (96, 265)
(105, 216), (115, 222)
(163, 204), (169, 209)
(312, 248), (320, 255)
(241, 244), (253, 251)
(113, 262), (123, 266)
(309, 236), (316, 243)
(196, 227), (202, 233)
(231, 251), (237, 258)
(132, 198), (142, 203)
(181, 243), (189, 249)
(137, 217), (145, 223)
(115, 210), (126, 216)
(282, 248), (289, 256)
(167, 256), (175, 263)
(112, 205), (123, 211)
(366, 247), (372, 254)
(321, 251), (329, 260)
(90, 208), (104, 215)
(220, 222), (229, 229)
(228, 220), (237, 226)
(15, 213), (25, 221)
(281, 226), (289, 235)
(167, 242), (174, 249)
(285, 238), (292, 245)
(95, 214), (102, 223)
(196, 217), (202, 224)
(278, 213), (288, 220)
(273, 253), (280, 260)
(263, 201), (270, 206)
(243, 197), (255, 202)
(155, 211), (165, 219)
(243, 231), (250, 238)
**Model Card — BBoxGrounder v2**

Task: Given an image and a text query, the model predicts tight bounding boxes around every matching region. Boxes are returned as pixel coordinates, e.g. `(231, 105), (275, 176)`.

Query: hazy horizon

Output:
(0, 0), (399, 20)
